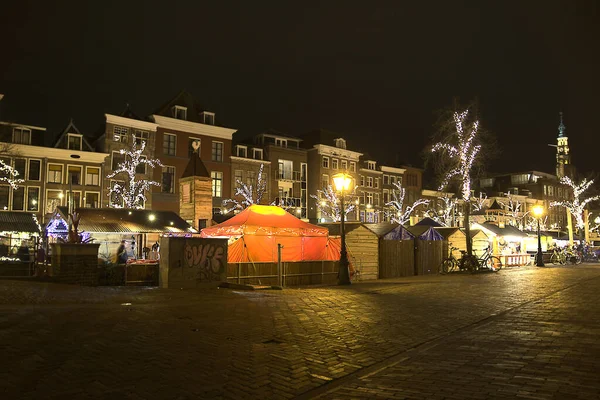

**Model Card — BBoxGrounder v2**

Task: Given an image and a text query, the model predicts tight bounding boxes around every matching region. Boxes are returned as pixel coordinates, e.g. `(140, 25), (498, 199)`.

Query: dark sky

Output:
(1, 1), (598, 177)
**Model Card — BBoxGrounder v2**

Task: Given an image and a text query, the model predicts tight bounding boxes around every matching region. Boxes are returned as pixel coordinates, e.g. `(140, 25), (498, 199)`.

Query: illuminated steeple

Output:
(556, 112), (571, 178)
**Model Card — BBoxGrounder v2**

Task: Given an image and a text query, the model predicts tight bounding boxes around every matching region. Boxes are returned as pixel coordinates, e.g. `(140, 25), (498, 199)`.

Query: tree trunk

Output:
(464, 200), (473, 256)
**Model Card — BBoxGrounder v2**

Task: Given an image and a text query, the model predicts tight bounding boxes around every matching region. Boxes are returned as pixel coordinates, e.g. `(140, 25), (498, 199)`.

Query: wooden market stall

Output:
(0, 212), (41, 277)
(472, 222), (529, 267)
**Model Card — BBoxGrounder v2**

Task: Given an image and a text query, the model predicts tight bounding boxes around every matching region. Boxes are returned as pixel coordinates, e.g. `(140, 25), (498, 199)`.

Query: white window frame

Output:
(45, 189), (64, 213)
(212, 141), (224, 162)
(133, 130), (149, 146)
(236, 145), (248, 158)
(322, 156), (329, 169)
(367, 176), (373, 188)
(113, 126), (129, 142)
(253, 148), (263, 160)
(172, 105), (187, 120)
(375, 178), (379, 189)
(85, 166), (101, 186)
(26, 186), (41, 212)
(12, 127), (32, 145)
(321, 174), (329, 188)
(201, 111), (215, 125)
(163, 133), (177, 156)
(275, 138), (287, 147)
(66, 164), (83, 186)
(13, 158), (26, 182)
(341, 160), (347, 170)
(211, 171), (223, 197)
(367, 161), (376, 170)
(350, 162), (356, 172)
(84, 191), (101, 208)
(11, 186), (26, 211)
(67, 133), (83, 151)
(47, 163), (64, 184)
(332, 159), (339, 170)
(27, 158), (42, 181)
(66, 190), (83, 208)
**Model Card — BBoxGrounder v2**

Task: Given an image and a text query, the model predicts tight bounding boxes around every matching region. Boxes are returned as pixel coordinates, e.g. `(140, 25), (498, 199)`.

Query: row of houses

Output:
(0, 91), (575, 232)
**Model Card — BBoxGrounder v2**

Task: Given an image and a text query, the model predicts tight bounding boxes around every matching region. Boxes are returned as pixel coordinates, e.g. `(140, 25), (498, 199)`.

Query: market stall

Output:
(472, 222), (529, 267)
(0, 212), (42, 276)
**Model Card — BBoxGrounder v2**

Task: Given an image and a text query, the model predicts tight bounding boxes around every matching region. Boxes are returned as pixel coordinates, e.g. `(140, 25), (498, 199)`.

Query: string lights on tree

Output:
(471, 192), (488, 212)
(311, 185), (357, 222)
(0, 159), (24, 190)
(385, 182), (429, 225)
(223, 164), (268, 213)
(499, 192), (528, 229)
(107, 134), (163, 209)
(550, 176), (600, 237)
(424, 195), (457, 226)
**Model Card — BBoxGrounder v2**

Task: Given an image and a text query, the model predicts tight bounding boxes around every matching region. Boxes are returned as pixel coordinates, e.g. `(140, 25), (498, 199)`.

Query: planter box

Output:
(50, 243), (101, 285)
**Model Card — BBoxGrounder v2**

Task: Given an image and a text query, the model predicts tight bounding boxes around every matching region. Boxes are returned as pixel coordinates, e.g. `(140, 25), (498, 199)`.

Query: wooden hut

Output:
(321, 222), (379, 280)
(406, 225), (444, 275)
(435, 227), (490, 261)
(365, 223), (415, 278)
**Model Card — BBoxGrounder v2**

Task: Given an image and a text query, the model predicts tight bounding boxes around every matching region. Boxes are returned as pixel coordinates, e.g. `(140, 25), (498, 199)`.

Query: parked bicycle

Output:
(440, 246), (502, 273)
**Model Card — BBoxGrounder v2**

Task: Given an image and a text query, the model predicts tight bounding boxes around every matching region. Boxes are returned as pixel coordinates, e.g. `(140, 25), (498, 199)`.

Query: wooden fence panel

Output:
(227, 261), (338, 286)
(379, 240), (415, 278)
(415, 240), (444, 275)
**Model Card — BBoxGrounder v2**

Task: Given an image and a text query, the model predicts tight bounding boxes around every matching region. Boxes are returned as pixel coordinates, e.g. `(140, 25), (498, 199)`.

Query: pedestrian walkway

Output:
(1, 265), (599, 399)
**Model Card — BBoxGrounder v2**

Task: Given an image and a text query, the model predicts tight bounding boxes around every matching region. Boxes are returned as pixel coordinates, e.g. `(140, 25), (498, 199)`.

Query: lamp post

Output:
(333, 172), (352, 285)
(533, 205), (544, 267)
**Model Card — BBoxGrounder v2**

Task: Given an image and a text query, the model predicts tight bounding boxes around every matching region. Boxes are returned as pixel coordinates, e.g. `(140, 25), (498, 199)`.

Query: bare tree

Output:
(311, 185), (357, 222)
(385, 182), (429, 225)
(223, 164), (268, 213)
(551, 176), (600, 240)
(424, 195), (457, 226)
(471, 192), (488, 212)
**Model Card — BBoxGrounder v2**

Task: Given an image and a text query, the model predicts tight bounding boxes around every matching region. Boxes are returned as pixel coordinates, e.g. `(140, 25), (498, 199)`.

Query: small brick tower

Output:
(179, 141), (213, 231)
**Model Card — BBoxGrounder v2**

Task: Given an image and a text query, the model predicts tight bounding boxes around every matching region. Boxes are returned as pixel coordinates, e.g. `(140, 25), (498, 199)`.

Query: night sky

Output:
(1, 1), (598, 179)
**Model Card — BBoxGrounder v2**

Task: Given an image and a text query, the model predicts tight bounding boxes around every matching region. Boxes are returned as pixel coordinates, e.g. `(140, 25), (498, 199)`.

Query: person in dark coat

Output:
(116, 240), (128, 264)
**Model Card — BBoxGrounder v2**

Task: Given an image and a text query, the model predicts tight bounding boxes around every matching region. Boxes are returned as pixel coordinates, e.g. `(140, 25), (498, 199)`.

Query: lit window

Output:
(212, 142), (224, 162)
(85, 167), (100, 186)
(162, 166), (175, 193)
(27, 187), (40, 211)
(48, 164), (63, 184)
(113, 126), (129, 142)
(211, 171), (223, 197)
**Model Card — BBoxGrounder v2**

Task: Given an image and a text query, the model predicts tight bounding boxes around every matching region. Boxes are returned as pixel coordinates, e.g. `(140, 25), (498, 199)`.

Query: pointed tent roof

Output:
(382, 224), (416, 240)
(433, 227), (462, 239)
(415, 217), (443, 227)
(200, 205), (328, 237)
(53, 119), (95, 151)
(486, 199), (503, 211)
(181, 153), (210, 178)
(406, 225), (444, 240)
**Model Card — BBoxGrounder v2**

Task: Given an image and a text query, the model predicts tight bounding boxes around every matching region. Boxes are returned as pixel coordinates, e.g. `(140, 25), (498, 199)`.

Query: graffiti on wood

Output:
(184, 242), (226, 282)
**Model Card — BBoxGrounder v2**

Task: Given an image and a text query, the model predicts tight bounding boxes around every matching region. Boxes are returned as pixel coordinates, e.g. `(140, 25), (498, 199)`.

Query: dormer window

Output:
(253, 148), (263, 160)
(172, 105), (187, 120)
(367, 161), (376, 170)
(201, 111), (215, 125)
(67, 133), (82, 151)
(236, 145), (247, 158)
(334, 138), (346, 149)
(13, 127), (31, 145)
(275, 138), (287, 147)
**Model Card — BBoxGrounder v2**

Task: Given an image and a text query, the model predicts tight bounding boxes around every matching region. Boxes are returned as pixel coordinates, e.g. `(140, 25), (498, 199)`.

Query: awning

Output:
(0, 212), (41, 234)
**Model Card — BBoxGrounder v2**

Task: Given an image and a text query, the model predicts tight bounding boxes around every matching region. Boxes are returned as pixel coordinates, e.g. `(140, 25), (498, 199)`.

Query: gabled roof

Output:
(181, 153), (210, 178)
(479, 223), (527, 238)
(486, 199), (503, 211)
(382, 225), (415, 240)
(154, 90), (207, 123)
(49, 207), (194, 234)
(433, 227), (462, 239)
(363, 222), (399, 237)
(406, 225), (444, 240)
(53, 119), (95, 151)
(0, 212), (40, 234)
(415, 217), (443, 227)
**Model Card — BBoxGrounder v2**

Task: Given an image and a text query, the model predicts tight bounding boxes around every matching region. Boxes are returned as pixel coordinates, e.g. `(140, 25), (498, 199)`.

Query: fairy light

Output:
(0, 159), (24, 190)
(107, 133), (163, 209)
(310, 185), (358, 222)
(384, 182), (429, 225)
(551, 177), (600, 230)
(222, 164), (268, 213)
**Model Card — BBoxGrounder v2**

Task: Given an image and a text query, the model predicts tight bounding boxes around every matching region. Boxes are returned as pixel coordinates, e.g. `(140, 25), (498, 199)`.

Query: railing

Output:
(274, 197), (303, 208)
(227, 261), (338, 286)
(276, 170), (305, 182)
(495, 253), (531, 267)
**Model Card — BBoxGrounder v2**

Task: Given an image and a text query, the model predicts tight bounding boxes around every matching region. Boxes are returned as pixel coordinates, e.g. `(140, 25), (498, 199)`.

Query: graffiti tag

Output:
(184, 243), (225, 282)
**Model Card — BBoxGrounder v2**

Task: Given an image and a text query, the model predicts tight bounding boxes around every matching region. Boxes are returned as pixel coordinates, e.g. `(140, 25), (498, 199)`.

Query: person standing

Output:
(116, 240), (128, 264)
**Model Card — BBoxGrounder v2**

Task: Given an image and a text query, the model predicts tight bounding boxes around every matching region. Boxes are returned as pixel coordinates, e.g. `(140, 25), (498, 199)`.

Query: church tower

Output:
(556, 112), (571, 178)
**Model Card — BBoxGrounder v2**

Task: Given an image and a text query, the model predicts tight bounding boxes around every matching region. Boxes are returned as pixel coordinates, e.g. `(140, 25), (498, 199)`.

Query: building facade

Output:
(230, 142), (272, 209)
(357, 156), (382, 223)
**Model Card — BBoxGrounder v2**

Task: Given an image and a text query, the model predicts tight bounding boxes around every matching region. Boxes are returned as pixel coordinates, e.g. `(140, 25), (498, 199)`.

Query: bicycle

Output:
(473, 246), (503, 272)
(550, 247), (566, 265)
(440, 246), (460, 274)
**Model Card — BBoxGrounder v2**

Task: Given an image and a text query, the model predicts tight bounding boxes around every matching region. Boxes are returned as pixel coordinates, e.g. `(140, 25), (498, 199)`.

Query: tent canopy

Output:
(383, 225), (416, 240)
(415, 217), (443, 227)
(406, 225), (444, 240)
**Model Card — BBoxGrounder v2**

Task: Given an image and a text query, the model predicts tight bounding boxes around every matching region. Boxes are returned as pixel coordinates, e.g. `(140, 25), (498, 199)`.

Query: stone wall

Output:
(50, 243), (101, 285)
(159, 237), (228, 289)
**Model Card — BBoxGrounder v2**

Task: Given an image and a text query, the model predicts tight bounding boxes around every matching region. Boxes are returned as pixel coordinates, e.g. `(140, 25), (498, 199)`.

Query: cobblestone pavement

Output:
(1, 265), (599, 399)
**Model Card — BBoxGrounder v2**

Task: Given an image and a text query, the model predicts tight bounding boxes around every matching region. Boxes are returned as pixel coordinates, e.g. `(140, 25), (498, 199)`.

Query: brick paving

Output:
(1, 265), (599, 399)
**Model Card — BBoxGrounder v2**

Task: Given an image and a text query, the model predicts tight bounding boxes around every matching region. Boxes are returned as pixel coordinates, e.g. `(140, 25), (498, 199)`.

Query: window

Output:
(172, 105), (187, 120)
(85, 167), (100, 185)
(383, 189), (389, 204)
(182, 183), (191, 203)
(234, 170), (243, 183)
(111, 151), (124, 170)
(0, 157), (10, 181)
(66, 191), (81, 208)
(109, 181), (124, 208)
(341, 160), (347, 170)
(321, 174), (329, 188)
(189, 138), (201, 158)
(367, 192), (374, 205)
(334, 138), (346, 149)
(162, 166), (175, 194)
(211, 171), (223, 197)
(349, 162), (356, 172)
(367, 161), (376, 170)
(163, 133), (176, 156)
(383, 175), (389, 185)
(14, 159), (26, 180)
(11, 187), (25, 211)
(85, 192), (100, 208)
(0, 186), (8, 210)
(48, 164), (63, 184)
(68, 165), (82, 185)
(28, 160), (41, 181)
(322, 157), (329, 169)
(246, 171), (256, 187)
(480, 178), (494, 188)
(367, 176), (373, 188)
(375, 178), (379, 189)
(134, 130), (149, 146)
(360, 175), (365, 186)
(253, 149), (263, 160)
(67, 134), (82, 150)
(45, 190), (63, 213)
(332, 159), (338, 170)
(12, 127), (31, 145)
(113, 126), (129, 142)
(201, 111), (215, 125)
(275, 138), (287, 147)
(212, 142), (223, 162)
(236, 146), (247, 158)
(136, 156), (146, 174)
(375, 193), (380, 207)
(27, 187), (40, 212)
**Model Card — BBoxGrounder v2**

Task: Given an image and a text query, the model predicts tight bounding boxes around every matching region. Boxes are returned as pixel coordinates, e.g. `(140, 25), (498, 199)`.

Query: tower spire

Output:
(558, 111), (566, 137)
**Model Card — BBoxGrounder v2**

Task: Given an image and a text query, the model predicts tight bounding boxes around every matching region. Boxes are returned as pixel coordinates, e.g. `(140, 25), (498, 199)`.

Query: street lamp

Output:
(532, 205), (545, 267)
(333, 172), (352, 285)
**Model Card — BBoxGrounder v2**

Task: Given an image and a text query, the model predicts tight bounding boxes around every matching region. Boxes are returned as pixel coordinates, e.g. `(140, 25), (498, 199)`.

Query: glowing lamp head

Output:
(148, 214), (156, 222)
(595, 216), (600, 224)
(532, 205), (544, 218)
(332, 172), (352, 192)
(58, 192), (64, 199)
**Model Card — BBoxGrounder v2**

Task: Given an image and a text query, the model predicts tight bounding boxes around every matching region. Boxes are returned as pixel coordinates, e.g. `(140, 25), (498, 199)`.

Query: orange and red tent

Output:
(200, 205), (340, 263)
